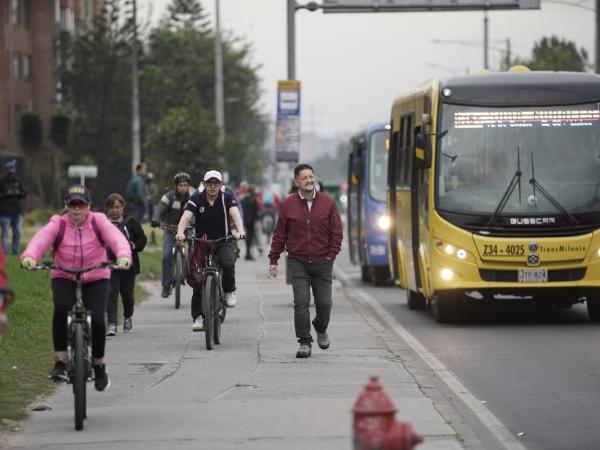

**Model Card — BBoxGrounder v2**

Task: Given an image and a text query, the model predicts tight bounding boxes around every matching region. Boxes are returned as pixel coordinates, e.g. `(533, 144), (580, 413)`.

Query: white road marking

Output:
(336, 268), (528, 450)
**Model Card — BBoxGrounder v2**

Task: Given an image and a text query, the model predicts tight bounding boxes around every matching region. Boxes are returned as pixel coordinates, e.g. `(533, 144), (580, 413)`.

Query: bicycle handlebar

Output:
(193, 235), (242, 244)
(29, 261), (121, 273)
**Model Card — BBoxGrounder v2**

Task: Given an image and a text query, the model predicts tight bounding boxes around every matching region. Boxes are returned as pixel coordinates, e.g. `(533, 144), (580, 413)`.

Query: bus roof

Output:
(439, 71), (600, 107)
(350, 122), (389, 144)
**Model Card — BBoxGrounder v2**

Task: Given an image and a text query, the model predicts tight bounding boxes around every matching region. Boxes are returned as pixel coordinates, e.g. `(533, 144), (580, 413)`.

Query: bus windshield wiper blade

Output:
(529, 153), (579, 225)
(487, 146), (522, 226)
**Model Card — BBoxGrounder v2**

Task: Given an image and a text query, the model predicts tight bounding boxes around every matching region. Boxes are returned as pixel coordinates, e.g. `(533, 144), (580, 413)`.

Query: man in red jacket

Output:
(268, 164), (343, 358)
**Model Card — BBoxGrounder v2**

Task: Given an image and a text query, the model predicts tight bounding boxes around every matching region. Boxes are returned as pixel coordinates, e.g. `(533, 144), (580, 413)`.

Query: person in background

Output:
(105, 193), (147, 336)
(0, 160), (27, 255)
(241, 186), (259, 260)
(0, 248), (13, 336)
(268, 164), (343, 358)
(125, 162), (147, 223)
(20, 185), (132, 391)
(151, 172), (195, 298)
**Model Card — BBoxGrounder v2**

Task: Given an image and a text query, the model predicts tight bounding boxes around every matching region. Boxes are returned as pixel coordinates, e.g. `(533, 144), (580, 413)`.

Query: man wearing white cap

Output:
(176, 169), (245, 331)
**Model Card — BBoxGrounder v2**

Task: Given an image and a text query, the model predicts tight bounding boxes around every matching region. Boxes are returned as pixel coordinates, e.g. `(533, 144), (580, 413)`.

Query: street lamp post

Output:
(287, 0), (296, 80)
(131, 0), (141, 176)
(215, 0), (225, 146)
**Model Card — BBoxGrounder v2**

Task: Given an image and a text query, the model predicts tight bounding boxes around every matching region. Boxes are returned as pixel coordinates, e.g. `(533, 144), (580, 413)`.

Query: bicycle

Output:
(193, 235), (238, 350)
(29, 261), (118, 431)
(161, 225), (190, 309)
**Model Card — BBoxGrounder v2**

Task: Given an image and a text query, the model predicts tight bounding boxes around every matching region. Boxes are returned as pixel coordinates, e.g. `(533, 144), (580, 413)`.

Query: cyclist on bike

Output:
(20, 185), (132, 391)
(176, 170), (245, 331)
(151, 172), (195, 298)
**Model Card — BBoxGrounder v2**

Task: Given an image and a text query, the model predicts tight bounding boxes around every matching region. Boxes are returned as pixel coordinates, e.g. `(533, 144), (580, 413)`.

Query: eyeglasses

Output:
(205, 180), (222, 187)
(67, 201), (89, 209)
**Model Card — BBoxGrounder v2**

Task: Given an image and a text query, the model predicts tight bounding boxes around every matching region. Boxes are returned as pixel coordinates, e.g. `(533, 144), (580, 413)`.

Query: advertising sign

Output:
(276, 80), (301, 163)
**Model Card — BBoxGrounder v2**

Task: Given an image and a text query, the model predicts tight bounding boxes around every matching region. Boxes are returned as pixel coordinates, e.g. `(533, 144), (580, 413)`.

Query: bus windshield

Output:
(437, 102), (600, 215)
(369, 130), (388, 202)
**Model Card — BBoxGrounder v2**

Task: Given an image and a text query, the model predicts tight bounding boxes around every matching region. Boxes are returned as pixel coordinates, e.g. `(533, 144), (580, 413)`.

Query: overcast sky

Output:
(141, 1), (594, 139)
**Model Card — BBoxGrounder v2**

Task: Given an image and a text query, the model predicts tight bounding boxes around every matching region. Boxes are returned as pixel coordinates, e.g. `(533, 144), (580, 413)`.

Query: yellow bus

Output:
(387, 69), (600, 322)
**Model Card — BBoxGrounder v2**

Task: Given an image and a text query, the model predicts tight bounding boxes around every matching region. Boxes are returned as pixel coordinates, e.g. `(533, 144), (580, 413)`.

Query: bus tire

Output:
(360, 266), (371, 283)
(371, 266), (389, 286)
(407, 289), (426, 310)
(587, 294), (600, 322)
(432, 292), (460, 323)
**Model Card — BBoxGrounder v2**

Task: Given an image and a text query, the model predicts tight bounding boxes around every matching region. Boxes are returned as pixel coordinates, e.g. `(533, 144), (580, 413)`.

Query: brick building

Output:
(0, 0), (104, 176)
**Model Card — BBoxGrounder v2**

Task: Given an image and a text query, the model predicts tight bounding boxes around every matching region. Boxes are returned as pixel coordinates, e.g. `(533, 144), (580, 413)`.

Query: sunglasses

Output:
(67, 201), (89, 209)
(205, 180), (222, 187)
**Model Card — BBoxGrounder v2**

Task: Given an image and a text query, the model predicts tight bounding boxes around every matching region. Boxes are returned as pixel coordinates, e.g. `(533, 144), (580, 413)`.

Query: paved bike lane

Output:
(8, 259), (467, 450)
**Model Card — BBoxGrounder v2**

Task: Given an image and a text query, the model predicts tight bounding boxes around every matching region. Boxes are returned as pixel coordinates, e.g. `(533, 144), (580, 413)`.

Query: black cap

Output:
(64, 185), (91, 203)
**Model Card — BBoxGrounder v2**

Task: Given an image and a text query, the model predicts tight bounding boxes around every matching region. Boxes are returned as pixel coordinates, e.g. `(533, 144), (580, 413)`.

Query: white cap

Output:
(203, 170), (223, 182)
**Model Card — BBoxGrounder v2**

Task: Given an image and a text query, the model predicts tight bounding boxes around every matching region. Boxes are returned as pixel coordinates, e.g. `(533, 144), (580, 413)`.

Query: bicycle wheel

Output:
(213, 280), (222, 345)
(203, 275), (215, 350)
(174, 251), (183, 309)
(73, 323), (86, 431)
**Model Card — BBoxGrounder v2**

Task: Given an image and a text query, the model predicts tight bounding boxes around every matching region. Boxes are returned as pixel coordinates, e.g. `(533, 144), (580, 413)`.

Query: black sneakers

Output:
(296, 343), (312, 358)
(93, 364), (111, 391)
(161, 287), (170, 298)
(49, 360), (68, 382)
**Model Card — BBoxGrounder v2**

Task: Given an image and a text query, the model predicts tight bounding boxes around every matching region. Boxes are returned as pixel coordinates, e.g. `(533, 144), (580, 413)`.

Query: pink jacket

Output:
(20, 212), (132, 283)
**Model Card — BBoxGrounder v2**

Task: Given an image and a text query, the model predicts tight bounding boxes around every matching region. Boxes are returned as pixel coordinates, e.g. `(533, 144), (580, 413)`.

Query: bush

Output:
(23, 208), (59, 227)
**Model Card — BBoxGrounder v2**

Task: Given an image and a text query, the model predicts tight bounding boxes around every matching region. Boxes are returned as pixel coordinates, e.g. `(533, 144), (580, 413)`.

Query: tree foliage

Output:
(503, 35), (589, 72)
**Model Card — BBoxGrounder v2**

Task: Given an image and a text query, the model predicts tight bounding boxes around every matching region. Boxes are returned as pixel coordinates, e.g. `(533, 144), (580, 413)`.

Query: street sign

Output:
(68, 165), (98, 186)
(276, 80), (301, 163)
(322, 0), (540, 12)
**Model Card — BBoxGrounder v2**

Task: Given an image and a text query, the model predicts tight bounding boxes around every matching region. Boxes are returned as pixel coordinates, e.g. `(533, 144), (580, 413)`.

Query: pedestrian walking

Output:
(125, 162), (147, 223)
(268, 164), (343, 358)
(105, 193), (147, 335)
(0, 160), (27, 255)
(241, 186), (259, 260)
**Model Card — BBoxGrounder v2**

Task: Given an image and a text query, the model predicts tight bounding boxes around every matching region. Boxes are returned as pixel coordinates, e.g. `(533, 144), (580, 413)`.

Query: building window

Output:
(60, 7), (74, 32)
(23, 54), (31, 81)
(23, 0), (30, 28)
(10, 0), (20, 25)
(14, 105), (23, 132)
(12, 52), (21, 79)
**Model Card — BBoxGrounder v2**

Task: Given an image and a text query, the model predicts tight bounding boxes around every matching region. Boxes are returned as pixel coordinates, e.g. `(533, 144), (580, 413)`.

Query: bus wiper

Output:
(528, 152), (579, 225)
(442, 152), (457, 162)
(487, 146), (522, 225)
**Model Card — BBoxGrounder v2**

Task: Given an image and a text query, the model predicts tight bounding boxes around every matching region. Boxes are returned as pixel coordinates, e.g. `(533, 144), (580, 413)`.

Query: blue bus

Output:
(347, 123), (391, 285)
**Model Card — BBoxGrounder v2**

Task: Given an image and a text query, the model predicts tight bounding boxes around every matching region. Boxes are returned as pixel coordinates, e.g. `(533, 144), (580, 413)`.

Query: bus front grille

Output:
(479, 268), (586, 283)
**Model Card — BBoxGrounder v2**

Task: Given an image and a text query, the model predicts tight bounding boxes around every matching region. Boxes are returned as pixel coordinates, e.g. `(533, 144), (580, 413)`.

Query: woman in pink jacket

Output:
(20, 185), (132, 391)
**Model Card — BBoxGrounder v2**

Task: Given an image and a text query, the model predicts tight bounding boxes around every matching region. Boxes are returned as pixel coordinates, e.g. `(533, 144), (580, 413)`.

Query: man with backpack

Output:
(125, 162), (147, 223)
(151, 172), (195, 298)
(0, 160), (27, 255)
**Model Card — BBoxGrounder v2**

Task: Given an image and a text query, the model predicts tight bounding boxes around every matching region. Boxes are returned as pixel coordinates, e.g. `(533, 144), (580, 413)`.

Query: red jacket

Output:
(269, 191), (343, 265)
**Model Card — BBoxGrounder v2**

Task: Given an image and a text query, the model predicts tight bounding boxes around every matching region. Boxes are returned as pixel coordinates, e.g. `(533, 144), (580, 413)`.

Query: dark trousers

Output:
(107, 270), (136, 323)
(191, 242), (237, 320)
(52, 278), (110, 359)
(245, 223), (255, 256)
(288, 258), (333, 345)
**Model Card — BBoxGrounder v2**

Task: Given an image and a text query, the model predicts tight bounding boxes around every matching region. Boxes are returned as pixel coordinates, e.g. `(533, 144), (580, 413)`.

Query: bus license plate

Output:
(518, 268), (547, 283)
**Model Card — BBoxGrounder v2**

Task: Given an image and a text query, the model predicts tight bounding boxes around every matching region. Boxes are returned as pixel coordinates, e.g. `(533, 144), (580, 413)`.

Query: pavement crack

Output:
(148, 340), (194, 390)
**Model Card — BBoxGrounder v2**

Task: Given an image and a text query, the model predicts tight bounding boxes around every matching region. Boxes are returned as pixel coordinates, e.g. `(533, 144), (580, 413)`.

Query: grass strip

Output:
(0, 244), (163, 430)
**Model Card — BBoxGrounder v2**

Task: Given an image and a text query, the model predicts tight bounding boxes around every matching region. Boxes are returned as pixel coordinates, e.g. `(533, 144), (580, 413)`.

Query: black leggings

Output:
(107, 270), (136, 323)
(52, 278), (110, 359)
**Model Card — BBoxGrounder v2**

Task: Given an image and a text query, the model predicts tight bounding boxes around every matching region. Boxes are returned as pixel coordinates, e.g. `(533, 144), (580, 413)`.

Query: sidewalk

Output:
(8, 257), (463, 450)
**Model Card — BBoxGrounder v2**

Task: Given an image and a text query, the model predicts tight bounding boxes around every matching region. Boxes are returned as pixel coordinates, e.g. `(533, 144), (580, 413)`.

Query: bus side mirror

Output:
(414, 134), (431, 169)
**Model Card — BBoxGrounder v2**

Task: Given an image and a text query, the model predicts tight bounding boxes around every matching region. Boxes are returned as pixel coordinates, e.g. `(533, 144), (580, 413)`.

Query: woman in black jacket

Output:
(105, 193), (147, 335)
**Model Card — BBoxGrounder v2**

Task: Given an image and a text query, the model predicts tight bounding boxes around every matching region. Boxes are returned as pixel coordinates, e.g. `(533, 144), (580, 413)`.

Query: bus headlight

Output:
(376, 215), (391, 231)
(436, 240), (468, 260)
(440, 268), (454, 281)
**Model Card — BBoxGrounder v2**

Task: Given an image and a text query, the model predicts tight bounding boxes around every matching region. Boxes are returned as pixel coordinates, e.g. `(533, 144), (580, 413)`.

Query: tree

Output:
(145, 95), (220, 190)
(502, 35), (589, 72)
(49, 112), (71, 207)
(165, 0), (210, 30)
(20, 112), (46, 203)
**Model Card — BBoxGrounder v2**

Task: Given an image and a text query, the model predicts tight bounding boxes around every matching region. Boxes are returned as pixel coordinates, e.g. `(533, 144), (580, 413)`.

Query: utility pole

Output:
(596, 0), (599, 73)
(483, 9), (489, 70)
(287, 0), (296, 79)
(131, 0), (141, 176)
(214, 0), (225, 146)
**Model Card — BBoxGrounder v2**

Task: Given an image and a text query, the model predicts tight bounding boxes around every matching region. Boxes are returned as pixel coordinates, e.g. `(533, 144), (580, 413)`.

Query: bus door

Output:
(400, 113), (418, 291)
(388, 126), (400, 282)
(348, 138), (365, 264)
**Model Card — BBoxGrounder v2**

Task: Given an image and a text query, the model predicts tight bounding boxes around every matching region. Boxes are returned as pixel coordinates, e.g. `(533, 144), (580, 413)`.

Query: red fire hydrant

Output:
(353, 376), (423, 450)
